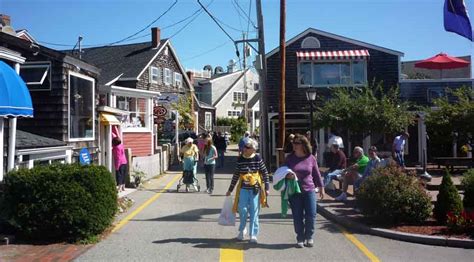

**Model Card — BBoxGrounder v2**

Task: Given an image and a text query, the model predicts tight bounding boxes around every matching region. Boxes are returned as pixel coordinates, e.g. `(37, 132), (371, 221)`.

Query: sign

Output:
(155, 94), (180, 104)
(154, 106), (168, 118)
(79, 148), (91, 165)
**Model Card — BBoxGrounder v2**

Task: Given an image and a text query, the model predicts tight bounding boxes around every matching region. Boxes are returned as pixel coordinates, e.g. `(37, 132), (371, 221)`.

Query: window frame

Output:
(19, 61), (51, 91)
(204, 112), (212, 130)
(174, 72), (182, 88)
(232, 91), (247, 103)
(115, 95), (151, 132)
(227, 110), (241, 117)
(297, 59), (367, 88)
(164, 68), (172, 85)
(150, 66), (160, 84)
(68, 71), (95, 142)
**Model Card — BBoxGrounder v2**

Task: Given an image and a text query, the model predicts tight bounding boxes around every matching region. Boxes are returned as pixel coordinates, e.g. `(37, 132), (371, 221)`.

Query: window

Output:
(116, 96), (148, 129)
(301, 36), (321, 49)
(205, 112), (212, 130)
(298, 60), (367, 87)
(164, 68), (172, 85)
(227, 110), (241, 117)
(69, 72), (95, 141)
(150, 66), (160, 84)
(174, 72), (182, 88)
(253, 83), (259, 91)
(19, 62), (51, 90)
(233, 92), (247, 102)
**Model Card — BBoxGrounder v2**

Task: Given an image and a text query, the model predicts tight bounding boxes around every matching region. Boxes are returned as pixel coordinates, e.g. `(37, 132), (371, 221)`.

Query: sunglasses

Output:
(244, 145), (253, 149)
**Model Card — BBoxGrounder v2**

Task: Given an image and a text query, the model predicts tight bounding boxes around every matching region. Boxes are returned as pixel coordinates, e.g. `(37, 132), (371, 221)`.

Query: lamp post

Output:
(306, 89), (317, 145)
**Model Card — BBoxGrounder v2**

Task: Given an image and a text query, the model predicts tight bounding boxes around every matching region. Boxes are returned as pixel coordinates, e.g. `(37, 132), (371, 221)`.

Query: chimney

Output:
(0, 14), (11, 27)
(151, 27), (160, 48)
(186, 71), (194, 85)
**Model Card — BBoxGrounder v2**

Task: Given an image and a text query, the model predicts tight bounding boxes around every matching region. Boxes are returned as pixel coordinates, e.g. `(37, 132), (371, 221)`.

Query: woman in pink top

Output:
(112, 137), (128, 192)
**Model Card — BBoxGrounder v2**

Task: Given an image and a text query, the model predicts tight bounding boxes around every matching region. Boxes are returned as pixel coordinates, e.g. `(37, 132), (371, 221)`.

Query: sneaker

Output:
(315, 187), (319, 193)
(305, 239), (314, 247)
(237, 231), (244, 241)
(335, 192), (347, 201)
(205, 188), (210, 194)
(208, 190), (213, 195)
(250, 236), (258, 243)
(296, 242), (304, 248)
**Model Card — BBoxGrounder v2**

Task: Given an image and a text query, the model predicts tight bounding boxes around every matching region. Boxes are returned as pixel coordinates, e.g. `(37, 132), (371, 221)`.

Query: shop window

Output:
(298, 60), (367, 87)
(116, 96), (149, 130)
(69, 72), (95, 141)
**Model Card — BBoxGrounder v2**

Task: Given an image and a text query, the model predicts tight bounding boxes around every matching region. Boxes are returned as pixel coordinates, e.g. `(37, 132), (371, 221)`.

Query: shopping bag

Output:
(218, 196), (236, 226)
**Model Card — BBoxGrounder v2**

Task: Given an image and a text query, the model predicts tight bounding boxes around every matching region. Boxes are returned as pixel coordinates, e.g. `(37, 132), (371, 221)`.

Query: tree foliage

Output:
(434, 170), (464, 224)
(315, 83), (415, 137)
(216, 117), (247, 142)
(425, 87), (474, 156)
(171, 93), (194, 129)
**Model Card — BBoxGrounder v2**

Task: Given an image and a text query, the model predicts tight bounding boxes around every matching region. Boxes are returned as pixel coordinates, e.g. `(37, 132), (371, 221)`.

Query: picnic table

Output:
(433, 157), (473, 171)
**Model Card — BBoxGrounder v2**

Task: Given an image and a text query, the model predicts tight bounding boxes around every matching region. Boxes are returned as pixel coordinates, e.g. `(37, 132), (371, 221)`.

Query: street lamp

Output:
(306, 89), (317, 145)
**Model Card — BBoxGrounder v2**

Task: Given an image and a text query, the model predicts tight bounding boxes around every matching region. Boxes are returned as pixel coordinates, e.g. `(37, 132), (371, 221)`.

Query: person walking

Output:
(180, 138), (199, 190)
(112, 137), (128, 192)
(284, 134), (324, 248)
(226, 138), (269, 244)
(238, 131), (251, 155)
(215, 132), (227, 168)
(392, 131), (409, 168)
(203, 138), (218, 194)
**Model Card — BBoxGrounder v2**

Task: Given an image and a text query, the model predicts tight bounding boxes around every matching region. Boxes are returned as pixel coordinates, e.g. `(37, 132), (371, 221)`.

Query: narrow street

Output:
(76, 145), (474, 262)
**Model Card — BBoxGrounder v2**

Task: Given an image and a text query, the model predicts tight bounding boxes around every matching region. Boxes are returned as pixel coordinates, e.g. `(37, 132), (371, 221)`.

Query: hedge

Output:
(462, 169), (474, 209)
(356, 165), (432, 225)
(2, 164), (117, 242)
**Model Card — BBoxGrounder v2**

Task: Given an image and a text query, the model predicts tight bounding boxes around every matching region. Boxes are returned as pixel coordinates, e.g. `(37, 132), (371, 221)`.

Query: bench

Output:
(433, 157), (473, 171)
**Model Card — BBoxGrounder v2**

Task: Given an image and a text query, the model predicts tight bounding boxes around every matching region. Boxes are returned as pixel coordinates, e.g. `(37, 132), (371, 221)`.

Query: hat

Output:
(244, 131), (250, 136)
(288, 134), (295, 139)
(185, 137), (193, 144)
(244, 138), (258, 149)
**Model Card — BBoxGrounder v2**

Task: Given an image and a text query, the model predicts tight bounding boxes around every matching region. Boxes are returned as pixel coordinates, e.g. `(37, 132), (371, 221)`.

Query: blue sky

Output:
(1, 0), (473, 72)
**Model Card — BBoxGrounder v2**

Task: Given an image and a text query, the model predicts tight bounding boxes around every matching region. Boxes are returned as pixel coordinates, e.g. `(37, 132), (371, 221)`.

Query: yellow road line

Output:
(337, 225), (380, 262)
(112, 173), (181, 233)
(220, 246), (243, 262)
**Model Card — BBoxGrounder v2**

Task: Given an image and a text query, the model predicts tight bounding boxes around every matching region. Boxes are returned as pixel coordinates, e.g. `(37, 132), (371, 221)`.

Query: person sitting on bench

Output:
(335, 146), (369, 201)
(323, 143), (347, 190)
(354, 146), (381, 191)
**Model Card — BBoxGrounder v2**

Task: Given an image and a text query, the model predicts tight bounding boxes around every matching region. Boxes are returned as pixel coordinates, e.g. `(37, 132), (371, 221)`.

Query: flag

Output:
(444, 0), (473, 41)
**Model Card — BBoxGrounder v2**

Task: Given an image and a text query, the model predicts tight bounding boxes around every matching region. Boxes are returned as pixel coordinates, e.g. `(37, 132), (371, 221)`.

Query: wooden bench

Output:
(433, 157), (473, 171)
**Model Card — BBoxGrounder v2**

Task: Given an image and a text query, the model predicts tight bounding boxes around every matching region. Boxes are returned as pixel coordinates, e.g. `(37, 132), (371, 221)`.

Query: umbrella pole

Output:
(7, 118), (16, 172)
(0, 118), (4, 181)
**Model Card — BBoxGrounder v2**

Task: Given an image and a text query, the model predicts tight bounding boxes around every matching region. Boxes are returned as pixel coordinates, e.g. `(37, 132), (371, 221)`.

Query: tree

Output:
(315, 83), (415, 139)
(171, 93), (194, 130)
(434, 171), (463, 224)
(425, 87), (474, 156)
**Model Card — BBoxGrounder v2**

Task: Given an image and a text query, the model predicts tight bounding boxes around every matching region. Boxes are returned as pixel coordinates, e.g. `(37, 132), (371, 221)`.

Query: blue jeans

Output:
(289, 190), (317, 242)
(217, 150), (225, 168)
(323, 169), (343, 187)
(395, 151), (405, 167)
(203, 164), (215, 191)
(238, 189), (260, 237)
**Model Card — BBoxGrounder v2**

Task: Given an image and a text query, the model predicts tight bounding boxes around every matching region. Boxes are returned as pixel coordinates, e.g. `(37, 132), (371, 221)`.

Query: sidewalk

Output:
(317, 173), (474, 249)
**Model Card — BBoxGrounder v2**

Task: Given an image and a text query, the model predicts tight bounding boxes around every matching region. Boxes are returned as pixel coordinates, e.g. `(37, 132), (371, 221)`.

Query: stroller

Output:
(177, 158), (201, 192)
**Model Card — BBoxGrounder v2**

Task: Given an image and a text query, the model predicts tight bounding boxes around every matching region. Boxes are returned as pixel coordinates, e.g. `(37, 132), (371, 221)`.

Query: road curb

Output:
(317, 203), (474, 249)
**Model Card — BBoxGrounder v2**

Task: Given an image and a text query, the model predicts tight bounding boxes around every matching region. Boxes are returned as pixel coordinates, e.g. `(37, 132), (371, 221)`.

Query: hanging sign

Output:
(154, 105), (168, 118)
(79, 148), (91, 165)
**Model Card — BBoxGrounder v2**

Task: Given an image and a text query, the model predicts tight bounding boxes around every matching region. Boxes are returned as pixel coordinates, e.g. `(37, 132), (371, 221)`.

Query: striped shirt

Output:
(228, 154), (269, 192)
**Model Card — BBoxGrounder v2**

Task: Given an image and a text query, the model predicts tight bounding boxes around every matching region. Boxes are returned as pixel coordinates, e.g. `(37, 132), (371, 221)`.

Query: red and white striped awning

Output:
(296, 49), (370, 61)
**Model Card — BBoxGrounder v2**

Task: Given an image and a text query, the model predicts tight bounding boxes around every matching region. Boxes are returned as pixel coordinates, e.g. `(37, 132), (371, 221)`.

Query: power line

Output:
(105, 0), (178, 46)
(181, 40), (232, 62)
(231, 0), (245, 32)
(246, 0), (253, 35)
(168, 0), (215, 39)
(233, 0), (257, 29)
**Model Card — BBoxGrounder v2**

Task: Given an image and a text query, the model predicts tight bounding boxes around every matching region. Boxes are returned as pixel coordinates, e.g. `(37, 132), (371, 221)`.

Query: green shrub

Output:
(462, 169), (474, 209)
(216, 116), (248, 142)
(356, 165), (432, 225)
(2, 164), (117, 242)
(434, 170), (463, 224)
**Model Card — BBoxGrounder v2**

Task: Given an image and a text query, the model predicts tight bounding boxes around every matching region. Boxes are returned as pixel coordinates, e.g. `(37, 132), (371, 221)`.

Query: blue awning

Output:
(0, 60), (33, 117)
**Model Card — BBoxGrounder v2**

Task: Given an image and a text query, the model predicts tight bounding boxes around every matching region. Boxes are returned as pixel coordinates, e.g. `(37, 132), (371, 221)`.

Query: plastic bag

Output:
(218, 196), (236, 226)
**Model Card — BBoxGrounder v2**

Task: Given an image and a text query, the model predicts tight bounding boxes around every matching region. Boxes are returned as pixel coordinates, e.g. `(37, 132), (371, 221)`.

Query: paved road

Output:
(76, 145), (474, 262)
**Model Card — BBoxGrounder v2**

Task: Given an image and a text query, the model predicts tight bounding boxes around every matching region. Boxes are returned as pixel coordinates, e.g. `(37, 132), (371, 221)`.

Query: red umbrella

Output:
(415, 53), (470, 78)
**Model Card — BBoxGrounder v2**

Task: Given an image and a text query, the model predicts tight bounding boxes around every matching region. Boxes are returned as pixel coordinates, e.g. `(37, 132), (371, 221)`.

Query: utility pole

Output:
(256, 0), (270, 168)
(242, 32), (248, 125)
(278, 0), (286, 165)
(78, 36), (83, 59)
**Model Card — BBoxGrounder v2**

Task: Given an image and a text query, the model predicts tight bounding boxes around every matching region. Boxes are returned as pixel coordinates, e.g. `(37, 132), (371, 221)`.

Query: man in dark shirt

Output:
(215, 132), (227, 168)
(323, 143), (347, 189)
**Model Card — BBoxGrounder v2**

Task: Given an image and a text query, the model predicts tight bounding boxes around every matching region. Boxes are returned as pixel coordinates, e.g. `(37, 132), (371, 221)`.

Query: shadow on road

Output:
(131, 208), (221, 222)
(152, 237), (295, 250)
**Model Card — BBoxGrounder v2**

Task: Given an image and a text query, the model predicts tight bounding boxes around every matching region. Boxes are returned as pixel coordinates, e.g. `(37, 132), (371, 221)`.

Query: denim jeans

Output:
(203, 164), (215, 191)
(395, 151), (405, 167)
(289, 190), (317, 242)
(238, 188), (260, 237)
(217, 150), (225, 168)
(323, 169), (343, 187)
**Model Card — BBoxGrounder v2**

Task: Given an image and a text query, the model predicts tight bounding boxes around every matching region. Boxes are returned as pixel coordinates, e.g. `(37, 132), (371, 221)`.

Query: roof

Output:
(266, 28), (404, 59)
(16, 130), (66, 149)
(212, 69), (248, 107)
(79, 40), (167, 85)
